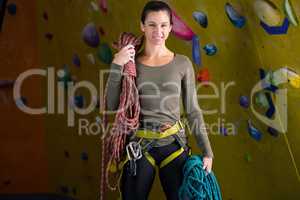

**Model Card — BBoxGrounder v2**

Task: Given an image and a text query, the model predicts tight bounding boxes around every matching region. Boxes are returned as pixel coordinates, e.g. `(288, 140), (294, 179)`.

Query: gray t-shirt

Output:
(105, 54), (214, 158)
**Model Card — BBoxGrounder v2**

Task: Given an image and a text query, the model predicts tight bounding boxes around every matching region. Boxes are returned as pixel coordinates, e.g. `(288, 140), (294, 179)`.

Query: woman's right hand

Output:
(112, 44), (135, 66)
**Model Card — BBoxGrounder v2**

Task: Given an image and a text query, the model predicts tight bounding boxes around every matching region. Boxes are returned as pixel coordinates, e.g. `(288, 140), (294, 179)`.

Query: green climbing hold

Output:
(245, 153), (252, 162)
(255, 92), (269, 108)
(97, 43), (112, 64)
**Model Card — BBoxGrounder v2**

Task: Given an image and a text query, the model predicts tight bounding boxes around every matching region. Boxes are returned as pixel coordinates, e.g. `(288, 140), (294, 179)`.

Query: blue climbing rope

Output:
(179, 155), (222, 200)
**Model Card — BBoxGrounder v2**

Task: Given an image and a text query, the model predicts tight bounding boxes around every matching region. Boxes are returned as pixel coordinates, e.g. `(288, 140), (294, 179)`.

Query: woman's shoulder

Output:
(174, 53), (193, 67)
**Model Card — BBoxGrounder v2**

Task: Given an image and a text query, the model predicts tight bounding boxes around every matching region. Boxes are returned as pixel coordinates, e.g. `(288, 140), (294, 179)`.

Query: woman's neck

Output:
(143, 43), (172, 58)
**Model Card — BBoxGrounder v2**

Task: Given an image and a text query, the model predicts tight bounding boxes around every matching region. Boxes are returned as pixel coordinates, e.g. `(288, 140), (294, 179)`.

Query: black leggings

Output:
(120, 141), (189, 200)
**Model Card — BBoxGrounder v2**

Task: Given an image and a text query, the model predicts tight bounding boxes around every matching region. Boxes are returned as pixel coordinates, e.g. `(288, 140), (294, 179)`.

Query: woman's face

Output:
(140, 10), (172, 46)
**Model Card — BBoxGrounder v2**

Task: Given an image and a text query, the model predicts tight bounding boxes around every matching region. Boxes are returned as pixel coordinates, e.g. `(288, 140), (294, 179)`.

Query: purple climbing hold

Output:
(82, 22), (100, 48)
(72, 53), (81, 67)
(220, 126), (228, 136)
(239, 95), (249, 108)
(0, 80), (14, 88)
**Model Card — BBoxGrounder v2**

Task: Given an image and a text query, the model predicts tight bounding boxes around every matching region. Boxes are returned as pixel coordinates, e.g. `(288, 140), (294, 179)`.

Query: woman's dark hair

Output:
(141, 1), (173, 25)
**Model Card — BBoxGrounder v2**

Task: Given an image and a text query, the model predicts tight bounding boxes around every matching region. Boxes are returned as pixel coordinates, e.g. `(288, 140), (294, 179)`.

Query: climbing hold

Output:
(97, 43), (112, 64)
(203, 44), (217, 56)
(171, 9), (195, 41)
(72, 53), (81, 67)
(225, 2), (246, 28)
(98, 26), (105, 35)
(15, 96), (27, 108)
(0, 80), (14, 88)
(74, 95), (84, 108)
(45, 32), (53, 41)
(90, 1), (99, 12)
(220, 126), (228, 136)
(64, 150), (70, 158)
(279, 67), (300, 88)
(259, 68), (278, 92)
(192, 35), (201, 66)
(96, 116), (102, 124)
(239, 95), (249, 108)
(82, 22), (100, 48)
(247, 120), (262, 141)
(265, 93), (275, 119)
(81, 151), (88, 161)
(284, 0), (298, 26)
(43, 11), (48, 21)
(260, 17), (290, 35)
(196, 68), (210, 85)
(254, 0), (282, 26)
(245, 153), (252, 162)
(98, 0), (108, 13)
(57, 65), (72, 88)
(255, 92), (269, 108)
(86, 53), (96, 65)
(267, 126), (279, 137)
(192, 11), (208, 28)
(7, 3), (16, 15)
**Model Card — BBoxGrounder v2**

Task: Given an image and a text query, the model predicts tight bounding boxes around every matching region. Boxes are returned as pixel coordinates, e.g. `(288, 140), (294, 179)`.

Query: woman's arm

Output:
(105, 44), (135, 111)
(181, 57), (214, 158)
(105, 63), (124, 111)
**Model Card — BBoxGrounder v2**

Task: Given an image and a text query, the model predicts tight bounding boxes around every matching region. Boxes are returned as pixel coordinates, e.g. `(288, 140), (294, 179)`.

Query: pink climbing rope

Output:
(100, 32), (143, 200)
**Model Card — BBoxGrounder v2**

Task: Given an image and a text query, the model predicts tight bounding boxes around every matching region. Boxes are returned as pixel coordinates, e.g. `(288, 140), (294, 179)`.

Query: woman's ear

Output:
(140, 22), (145, 32)
(169, 24), (173, 32)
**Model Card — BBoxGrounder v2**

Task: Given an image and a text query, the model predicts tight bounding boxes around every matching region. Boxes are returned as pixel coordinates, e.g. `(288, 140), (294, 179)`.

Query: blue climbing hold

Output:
(267, 126), (279, 137)
(192, 35), (201, 66)
(15, 96), (27, 108)
(81, 151), (88, 161)
(239, 95), (249, 108)
(225, 3), (246, 28)
(7, 3), (16, 15)
(74, 95), (84, 108)
(192, 11), (208, 28)
(247, 120), (262, 141)
(72, 53), (81, 67)
(203, 44), (217, 56)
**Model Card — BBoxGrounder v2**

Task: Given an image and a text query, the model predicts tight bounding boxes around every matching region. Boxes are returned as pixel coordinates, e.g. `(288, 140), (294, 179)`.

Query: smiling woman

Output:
(104, 1), (214, 199)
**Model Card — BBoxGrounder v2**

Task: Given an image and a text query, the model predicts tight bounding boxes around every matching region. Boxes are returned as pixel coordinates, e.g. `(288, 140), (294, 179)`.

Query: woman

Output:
(106, 1), (214, 199)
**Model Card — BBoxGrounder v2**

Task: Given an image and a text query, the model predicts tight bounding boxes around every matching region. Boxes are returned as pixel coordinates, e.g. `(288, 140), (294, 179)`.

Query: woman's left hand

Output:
(202, 156), (213, 175)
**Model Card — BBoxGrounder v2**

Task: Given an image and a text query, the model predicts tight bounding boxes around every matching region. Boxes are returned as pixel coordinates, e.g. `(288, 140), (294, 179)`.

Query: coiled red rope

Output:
(100, 32), (143, 200)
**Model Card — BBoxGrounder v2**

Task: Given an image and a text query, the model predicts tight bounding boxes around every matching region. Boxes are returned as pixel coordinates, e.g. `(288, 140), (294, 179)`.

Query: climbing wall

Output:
(37, 0), (300, 199)
(1, 0), (300, 199)
(0, 0), (49, 195)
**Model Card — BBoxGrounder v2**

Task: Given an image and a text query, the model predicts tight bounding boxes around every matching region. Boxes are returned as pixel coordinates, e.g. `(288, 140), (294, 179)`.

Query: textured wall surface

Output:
(0, 0), (299, 199)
